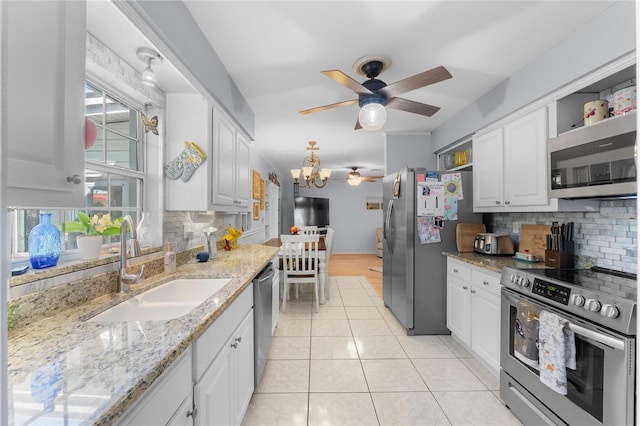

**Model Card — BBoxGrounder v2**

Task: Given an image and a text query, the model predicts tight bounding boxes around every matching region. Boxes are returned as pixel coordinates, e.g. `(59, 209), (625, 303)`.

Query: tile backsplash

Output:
(485, 200), (637, 274)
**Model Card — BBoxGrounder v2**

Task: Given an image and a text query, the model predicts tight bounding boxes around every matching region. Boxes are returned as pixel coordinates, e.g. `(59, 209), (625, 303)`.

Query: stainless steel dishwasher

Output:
(253, 262), (275, 386)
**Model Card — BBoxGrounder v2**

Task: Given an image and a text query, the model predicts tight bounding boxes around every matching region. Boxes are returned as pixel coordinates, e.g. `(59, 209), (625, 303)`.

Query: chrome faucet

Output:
(118, 215), (145, 293)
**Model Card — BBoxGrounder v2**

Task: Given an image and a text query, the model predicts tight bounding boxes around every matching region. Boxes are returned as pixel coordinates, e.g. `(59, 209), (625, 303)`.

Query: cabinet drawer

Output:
(194, 283), (253, 380)
(447, 259), (471, 282)
(472, 269), (501, 296)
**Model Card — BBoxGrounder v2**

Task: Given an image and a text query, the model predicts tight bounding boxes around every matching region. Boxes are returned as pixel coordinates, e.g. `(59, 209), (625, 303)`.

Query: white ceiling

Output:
(88, 1), (618, 180)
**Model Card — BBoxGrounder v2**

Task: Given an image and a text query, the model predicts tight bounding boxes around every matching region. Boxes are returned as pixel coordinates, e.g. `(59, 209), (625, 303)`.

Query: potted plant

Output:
(61, 212), (123, 260)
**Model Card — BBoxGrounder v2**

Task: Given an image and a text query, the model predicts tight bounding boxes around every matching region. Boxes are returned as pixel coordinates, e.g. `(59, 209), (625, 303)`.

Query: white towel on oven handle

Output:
(538, 310), (576, 395)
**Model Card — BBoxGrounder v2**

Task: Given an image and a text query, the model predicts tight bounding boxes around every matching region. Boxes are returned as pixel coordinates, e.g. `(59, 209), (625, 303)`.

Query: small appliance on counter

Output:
(473, 233), (514, 255)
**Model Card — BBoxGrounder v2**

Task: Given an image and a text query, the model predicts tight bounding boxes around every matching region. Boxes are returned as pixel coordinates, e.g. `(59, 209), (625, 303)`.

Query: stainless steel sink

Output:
(87, 278), (231, 322)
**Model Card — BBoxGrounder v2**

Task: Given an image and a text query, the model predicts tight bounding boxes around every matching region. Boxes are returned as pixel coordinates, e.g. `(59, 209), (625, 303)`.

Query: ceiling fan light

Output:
(290, 168), (301, 179)
(359, 102), (387, 131)
(347, 176), (361, 186)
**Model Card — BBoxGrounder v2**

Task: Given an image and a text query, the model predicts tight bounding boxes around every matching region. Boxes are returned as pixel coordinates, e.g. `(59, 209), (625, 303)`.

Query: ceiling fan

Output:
(343, 167), (384, 186)
(299, 55), (452, 131)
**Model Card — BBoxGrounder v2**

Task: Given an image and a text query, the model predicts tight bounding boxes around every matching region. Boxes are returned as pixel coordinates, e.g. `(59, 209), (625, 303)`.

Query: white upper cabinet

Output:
(5, 0), (86, 207)
(473, 108), (547, 211)
(211, 109), (250, 211)
(165, 94), (251, 212)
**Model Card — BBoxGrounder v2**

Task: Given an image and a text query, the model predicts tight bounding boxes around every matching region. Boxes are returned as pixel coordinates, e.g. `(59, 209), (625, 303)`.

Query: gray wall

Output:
(431, 1), (636, 151)
(385, 132), (435, 175)
(284, 179), (384, 254)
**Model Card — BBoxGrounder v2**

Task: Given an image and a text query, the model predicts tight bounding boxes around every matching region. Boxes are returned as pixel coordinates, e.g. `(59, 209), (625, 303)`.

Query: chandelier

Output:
(290, 141), (332, 193)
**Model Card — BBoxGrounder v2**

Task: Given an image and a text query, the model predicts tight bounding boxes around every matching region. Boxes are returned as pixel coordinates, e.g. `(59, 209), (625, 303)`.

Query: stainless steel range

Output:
(500, 266), (637, 426)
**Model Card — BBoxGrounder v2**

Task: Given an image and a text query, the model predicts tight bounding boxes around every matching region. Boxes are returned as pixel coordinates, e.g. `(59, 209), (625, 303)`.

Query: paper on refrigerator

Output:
(417, 181), (444, 216)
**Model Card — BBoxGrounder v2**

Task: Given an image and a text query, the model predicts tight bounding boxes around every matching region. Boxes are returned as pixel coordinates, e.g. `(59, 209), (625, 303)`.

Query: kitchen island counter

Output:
(7, 243), (279, 425)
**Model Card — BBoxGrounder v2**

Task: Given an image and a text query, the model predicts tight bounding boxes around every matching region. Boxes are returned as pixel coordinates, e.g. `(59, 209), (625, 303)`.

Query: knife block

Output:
(544, 242), (574, 268)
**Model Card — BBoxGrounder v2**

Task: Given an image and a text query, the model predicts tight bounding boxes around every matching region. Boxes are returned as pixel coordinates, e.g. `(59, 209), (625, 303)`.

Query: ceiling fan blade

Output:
(322, 70), (373, 96)
(354, 118), (362, 130)
(299, 99), (358, 115)
(386, 97), (440, 117)
(379, 66), (452, 98)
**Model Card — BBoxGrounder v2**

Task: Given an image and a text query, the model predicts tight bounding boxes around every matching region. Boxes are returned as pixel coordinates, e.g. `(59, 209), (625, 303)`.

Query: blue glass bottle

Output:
(28, 212), (61, 269)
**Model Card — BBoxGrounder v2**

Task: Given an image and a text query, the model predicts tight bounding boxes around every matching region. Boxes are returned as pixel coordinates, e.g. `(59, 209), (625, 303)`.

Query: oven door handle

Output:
(568, 322), (625, 352)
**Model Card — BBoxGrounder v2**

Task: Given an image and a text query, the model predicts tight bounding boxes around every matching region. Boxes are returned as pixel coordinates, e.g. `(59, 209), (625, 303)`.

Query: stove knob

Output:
(510, 274), (518, 283)
(519, 278), (530, 288)
(584, 299), (601, 312)
(600, 304), (619, 319)
(570, 294), (585, 307)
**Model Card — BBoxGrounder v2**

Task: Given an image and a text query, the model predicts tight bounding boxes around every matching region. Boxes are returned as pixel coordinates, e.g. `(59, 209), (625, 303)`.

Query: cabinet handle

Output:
(235, 336), (242, 343)
(187, 407), (197, 418)
(495, 201), (501, 205)
(66, 175), (82, 184)
(462, 286), (468, 290)
(483, 281), (489, 286)
(453, 268), (458, 273)
(505, 200), (511, 205)
(471, 289), (477, 294)
(231, 342), (238, 349)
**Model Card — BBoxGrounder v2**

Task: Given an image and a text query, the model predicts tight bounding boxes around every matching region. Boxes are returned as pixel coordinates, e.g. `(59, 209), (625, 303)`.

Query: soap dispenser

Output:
(164, 243), (176, 273)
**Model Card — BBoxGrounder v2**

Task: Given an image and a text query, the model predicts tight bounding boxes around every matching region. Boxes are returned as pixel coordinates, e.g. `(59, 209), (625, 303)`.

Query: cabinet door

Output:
(503, 108), (549, 207)
(472, 128), (504, 209)
(234, 133), (251, 209)
(470, 288), (501, 372)
(233, 310), (255, 425)
(6, 0), (86, 207)
(195, 340), (234, 426)
(446, 278), (471, 346)
(211, 111), (236, 207)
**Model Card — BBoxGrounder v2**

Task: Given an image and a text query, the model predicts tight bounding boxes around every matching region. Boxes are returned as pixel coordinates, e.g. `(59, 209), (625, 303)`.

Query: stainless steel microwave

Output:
(548, 111), (637, 198)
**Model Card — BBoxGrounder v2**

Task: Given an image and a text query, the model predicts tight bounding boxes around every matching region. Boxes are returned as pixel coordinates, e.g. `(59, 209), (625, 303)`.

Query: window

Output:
(11, 81), (145, 258)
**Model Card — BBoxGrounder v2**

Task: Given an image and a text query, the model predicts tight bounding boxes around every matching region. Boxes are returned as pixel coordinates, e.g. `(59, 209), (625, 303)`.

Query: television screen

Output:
(294, 196), (330, 228)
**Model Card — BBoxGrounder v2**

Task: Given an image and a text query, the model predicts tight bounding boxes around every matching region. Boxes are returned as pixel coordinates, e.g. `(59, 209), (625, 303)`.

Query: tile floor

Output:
(241, 276), (523, 426)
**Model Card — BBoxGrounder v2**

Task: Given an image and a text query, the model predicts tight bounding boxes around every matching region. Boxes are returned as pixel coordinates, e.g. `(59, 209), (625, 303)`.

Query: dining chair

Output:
(280, 234), (320, 313)
(323, 227), (335, 300)
(298, 225), (318, 235)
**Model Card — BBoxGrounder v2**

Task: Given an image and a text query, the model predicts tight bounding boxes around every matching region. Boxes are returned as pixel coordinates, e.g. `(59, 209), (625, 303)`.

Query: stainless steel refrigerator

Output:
(382, 168), (480, 335)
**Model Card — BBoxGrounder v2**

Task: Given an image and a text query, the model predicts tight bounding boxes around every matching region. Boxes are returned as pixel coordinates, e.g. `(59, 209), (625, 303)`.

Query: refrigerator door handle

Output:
(385, 199), (394, 256)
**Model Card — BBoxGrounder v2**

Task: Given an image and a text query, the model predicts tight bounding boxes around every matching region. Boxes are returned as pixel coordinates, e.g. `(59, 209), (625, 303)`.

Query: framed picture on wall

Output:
(253, 202), (260, 220)
(252, 170), (261, 200)
(260, 179), (265, 210)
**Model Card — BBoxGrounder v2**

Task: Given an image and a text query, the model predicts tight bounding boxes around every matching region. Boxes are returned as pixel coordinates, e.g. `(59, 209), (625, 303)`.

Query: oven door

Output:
(500, 288), (635, 426)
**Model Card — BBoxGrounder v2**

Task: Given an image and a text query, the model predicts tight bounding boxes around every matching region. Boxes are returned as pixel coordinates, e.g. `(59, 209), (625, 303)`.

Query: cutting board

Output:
(519, 224), (551, 259)
(456, 223), (486, 252)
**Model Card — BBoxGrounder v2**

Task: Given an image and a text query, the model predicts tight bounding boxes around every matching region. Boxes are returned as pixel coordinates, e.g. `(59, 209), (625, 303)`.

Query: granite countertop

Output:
(7, 244), (280, 426)
(442, 251), (548, 274)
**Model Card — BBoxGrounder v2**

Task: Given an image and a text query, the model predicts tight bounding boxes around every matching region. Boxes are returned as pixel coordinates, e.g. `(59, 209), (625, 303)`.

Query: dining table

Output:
(264, 237), (329, 304)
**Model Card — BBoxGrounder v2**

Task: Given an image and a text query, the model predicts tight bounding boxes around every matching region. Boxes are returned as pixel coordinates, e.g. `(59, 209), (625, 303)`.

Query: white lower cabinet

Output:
(446, 258), (501, 373)
(193, 284), (254, 426)
(117, 284), (255, 426)
(117, 346), (193, 426)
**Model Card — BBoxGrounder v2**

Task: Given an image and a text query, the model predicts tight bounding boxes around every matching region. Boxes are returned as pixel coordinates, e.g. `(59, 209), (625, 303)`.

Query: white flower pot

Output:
(77, 235), (103, 260)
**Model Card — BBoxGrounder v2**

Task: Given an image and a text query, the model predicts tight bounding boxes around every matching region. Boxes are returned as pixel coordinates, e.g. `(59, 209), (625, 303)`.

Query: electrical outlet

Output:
(512, 222), (519, 234)
(184, 224), (195, 239)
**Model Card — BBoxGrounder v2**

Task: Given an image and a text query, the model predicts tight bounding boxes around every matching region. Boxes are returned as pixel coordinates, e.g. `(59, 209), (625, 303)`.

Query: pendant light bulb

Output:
(142, 59), (155, 86)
